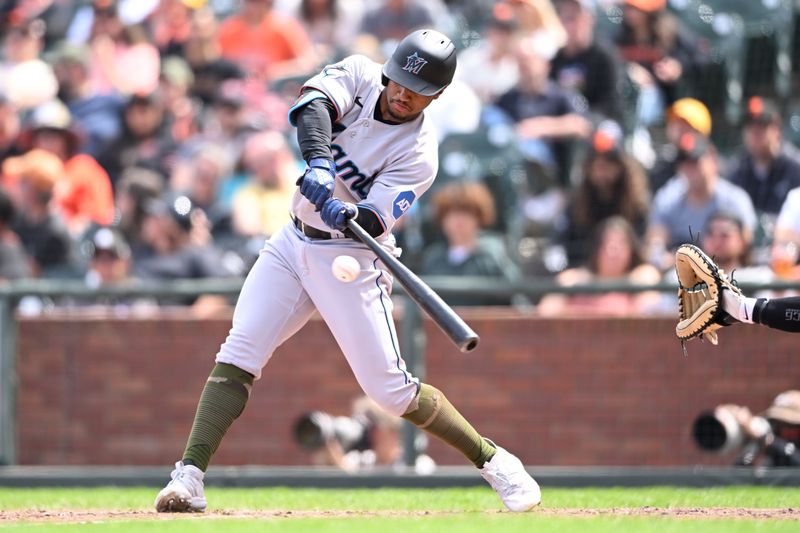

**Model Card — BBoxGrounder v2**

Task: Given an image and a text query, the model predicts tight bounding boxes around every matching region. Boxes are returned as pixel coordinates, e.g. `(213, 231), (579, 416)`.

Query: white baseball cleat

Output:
(154, 461), (207, 513)
(480, 445), (541, 512)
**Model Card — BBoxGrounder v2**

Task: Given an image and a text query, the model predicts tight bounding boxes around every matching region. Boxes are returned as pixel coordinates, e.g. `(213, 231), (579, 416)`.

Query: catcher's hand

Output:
(675, 243), (742, 345)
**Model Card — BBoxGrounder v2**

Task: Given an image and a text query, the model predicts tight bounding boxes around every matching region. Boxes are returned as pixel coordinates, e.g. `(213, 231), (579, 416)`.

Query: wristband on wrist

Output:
(308, 158), (336, 173)
(752, 298), (768, 324)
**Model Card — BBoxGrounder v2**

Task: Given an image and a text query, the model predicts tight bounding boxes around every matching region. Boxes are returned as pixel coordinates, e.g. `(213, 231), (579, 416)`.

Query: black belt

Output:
(293, 216), (334, 240)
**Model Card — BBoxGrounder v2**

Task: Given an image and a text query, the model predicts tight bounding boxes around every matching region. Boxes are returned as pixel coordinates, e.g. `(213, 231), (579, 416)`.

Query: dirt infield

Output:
(1, 508), (798, 523)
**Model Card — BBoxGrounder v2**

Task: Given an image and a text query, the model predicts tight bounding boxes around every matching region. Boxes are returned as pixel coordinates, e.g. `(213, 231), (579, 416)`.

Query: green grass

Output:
(0, 487), (798, 532)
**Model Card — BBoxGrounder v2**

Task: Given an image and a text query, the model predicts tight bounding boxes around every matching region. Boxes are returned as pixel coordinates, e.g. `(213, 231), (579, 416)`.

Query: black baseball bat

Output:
(347, 218), (479, 352)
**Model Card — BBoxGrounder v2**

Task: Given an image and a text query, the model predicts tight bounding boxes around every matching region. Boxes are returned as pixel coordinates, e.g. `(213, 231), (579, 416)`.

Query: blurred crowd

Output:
(0, 0), (799, 314)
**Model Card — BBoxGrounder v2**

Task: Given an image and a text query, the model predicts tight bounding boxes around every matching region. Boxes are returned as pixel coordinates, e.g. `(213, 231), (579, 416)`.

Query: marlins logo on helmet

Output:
(403, 53), (428, 74)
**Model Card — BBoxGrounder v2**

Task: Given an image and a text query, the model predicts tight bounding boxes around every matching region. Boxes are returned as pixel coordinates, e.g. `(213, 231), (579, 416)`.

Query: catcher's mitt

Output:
(675, 243), (742, 346)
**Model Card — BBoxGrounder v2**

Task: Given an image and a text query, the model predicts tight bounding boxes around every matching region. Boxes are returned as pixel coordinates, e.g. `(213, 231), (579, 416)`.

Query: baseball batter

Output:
(155, 29), (540, 513)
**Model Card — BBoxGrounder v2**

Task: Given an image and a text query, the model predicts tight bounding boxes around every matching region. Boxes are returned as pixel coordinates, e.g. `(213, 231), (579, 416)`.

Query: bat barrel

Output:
(406, 278), (480, 352)
(347, 219), (480, 352)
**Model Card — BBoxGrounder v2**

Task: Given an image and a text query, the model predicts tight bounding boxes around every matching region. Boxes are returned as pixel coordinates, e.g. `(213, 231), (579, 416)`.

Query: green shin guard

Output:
(182, 363), (254, 471)
(402, 383), (496, 468)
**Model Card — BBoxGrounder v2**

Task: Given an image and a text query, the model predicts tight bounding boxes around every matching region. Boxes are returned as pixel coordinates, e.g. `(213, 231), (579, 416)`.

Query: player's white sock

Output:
(722, 289), (756, 324)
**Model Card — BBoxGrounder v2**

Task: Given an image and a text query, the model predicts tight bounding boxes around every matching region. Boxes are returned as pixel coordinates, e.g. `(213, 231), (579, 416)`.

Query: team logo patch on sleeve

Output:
(393, 191), (416, 219)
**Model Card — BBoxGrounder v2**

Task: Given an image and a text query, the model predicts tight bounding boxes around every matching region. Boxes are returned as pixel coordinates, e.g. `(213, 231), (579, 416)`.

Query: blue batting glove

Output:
(299, 158), (336, 211)
(320, 198), (357, 231)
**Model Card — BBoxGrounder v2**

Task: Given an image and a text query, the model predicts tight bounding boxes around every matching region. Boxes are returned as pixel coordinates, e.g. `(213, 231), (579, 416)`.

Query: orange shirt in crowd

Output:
(217, 12), (313, 80)
(56, 154), (115, 230)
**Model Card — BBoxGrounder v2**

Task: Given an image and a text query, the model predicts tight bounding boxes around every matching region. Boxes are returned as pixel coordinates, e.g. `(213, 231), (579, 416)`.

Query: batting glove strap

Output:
(308, 157), (336, 173)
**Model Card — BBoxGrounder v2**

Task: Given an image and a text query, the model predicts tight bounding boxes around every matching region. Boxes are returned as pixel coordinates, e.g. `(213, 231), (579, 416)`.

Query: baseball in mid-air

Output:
(332, 255), (360, 283)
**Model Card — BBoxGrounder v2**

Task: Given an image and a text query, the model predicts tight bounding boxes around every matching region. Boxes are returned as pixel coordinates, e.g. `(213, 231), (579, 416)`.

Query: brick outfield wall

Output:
(15, 308), (800, 467)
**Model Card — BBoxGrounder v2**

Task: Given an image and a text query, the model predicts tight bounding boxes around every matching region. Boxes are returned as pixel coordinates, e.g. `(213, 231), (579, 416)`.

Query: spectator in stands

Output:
(182, 80), (252, 172)
(114, 166), (164, 259)
(455, 3), (519, 105)
(159, 56), (200, 144)
(133, 192), (237, 282)
(698, 211), (772, 283)
(55, 222), (162, 310)
(48, 42), (124, 159)
(21, 99), (115, 234)
(494, 35), (592, 186)
(538, 216), (661, 316)
(85, 3), (160, 96)
(419, 182), (522, 306)
(769, 241), (800, 282)
(183, 5), (223, 76)
(769, 186), (800, 280)
(648, 97), (712, 193)
(134, 192), (240, 312)
(209, 87), (250, 145)
(2, 148), (77, 278)
(424, 79), (482, 142)
(0, 18), (59, 110)
(775, 187), (800, 243)
(499, 0), (566, 60)
(646, 132), (756, 270)
(177, 144), (235, 247)
(490, 35), (592, 235)
(0, 188), (32, 281)
(99, 91), (178, 186)
(551, 0), (622, 123)
(559, 127), (650, 267)
(359, 0), (436, 44)
(17, 1), (77, 48)
(217, 0), (317, 82)
(614, 0), (706, 125)
(288, 0), (366, 61)
(190, 58), (245, 108)
(440, 0), (496, 31)
(0, 96), (22, 166)
(83, 225), (132, 288)
(231, 131), (299, 242)
(150, 0), (194, 57)
(727, 97), (800, 218)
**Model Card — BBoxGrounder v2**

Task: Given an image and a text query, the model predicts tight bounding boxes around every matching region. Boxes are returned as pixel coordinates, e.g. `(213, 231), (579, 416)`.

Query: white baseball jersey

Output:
(215, 54), (444, 416)
(288, 54), (439, 241)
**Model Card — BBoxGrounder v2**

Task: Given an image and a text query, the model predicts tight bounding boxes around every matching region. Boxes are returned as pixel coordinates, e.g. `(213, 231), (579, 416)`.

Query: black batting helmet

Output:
(381, 29), (456, 96)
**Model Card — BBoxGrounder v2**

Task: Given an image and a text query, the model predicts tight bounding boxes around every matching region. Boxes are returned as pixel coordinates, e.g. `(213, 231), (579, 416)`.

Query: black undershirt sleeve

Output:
(293, 93), (385, 238)
(348, 208), (385, 239)
(753, 297), (800, 332)
(294, 95), (337, 162)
